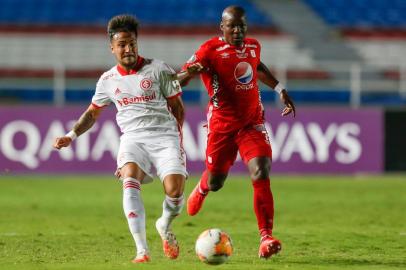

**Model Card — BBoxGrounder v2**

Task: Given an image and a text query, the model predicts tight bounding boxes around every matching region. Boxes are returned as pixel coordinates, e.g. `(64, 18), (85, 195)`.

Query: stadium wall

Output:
(0, 105), (388, 175)
(385, 110), (406, 172)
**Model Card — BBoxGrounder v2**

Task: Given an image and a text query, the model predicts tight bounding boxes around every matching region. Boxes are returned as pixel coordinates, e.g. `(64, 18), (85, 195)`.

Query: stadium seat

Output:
(0, 0), (273, 27)
(304, 0), (406, 28)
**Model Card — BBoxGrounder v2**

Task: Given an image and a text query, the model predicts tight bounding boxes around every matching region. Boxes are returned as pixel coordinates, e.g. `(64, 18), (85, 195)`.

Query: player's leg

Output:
(119, 162), (150, 263)
(238, 125), (281, 258)
(187, 170), (227, 216)
(187, 131), (237, 216)
(248, 157), (281, 258)
(155, 174), (186, 259)
(152, 136), (188, 259)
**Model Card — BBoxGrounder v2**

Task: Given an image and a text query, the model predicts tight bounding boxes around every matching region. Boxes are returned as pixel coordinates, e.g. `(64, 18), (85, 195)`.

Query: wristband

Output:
(66, 130), (77, 141)
(274, 82), (285, 94)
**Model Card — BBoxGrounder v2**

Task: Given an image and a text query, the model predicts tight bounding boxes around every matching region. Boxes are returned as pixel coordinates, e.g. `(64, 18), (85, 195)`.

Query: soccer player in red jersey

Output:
(177, 6), (296, 259)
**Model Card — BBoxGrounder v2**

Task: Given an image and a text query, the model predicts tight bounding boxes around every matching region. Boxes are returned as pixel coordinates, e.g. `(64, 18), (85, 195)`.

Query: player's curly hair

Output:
(107, 14), (139, 41)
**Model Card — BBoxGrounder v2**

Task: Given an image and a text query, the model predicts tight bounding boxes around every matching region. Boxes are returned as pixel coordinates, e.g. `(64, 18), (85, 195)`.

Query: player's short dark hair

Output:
(107, 14), (139, 41)
(222, 5), (246, 19)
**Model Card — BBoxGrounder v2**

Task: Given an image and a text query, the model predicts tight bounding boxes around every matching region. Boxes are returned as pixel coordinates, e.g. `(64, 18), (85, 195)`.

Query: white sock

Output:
(159, 194), (184, 232)
(122, 177), (148, 255)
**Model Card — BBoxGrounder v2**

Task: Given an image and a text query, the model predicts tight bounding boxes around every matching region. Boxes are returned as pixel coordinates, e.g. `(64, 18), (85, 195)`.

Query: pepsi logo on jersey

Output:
(234, 62), (253, 84)
(140, 78), (153, 91)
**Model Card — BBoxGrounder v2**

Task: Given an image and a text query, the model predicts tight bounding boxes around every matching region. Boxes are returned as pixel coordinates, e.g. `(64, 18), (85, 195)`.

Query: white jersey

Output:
(92, 57), (182, 136)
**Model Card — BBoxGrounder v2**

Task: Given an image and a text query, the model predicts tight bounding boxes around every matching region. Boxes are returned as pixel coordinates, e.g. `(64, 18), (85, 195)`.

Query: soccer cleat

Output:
(187, 184), (207, 216)
(155, 218), (180, 259)
(131, 253), (151, 263)
(258, 235), (282, 259)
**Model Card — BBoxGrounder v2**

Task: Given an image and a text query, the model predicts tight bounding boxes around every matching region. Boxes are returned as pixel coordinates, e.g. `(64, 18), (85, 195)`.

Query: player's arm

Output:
(177, 62), (205, 87)
(167, 94), (185, 127)
(257, 61), (296, 117)
(53, 104), (104, 149)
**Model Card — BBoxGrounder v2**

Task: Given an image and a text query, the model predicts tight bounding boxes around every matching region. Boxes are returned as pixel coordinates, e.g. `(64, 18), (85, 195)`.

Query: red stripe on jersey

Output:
(166, 92), (182, 99)
(91, 102), (107, 109)
(116, 56), (145, 76)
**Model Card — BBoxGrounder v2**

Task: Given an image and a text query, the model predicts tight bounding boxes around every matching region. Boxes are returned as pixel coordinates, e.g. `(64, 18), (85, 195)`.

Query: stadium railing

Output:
(1, 61), (405, 107)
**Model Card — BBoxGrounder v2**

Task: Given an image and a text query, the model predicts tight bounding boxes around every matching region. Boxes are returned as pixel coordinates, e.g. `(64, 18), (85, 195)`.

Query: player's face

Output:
(220, 14), (247, 47)
(110, 31), (138, 69)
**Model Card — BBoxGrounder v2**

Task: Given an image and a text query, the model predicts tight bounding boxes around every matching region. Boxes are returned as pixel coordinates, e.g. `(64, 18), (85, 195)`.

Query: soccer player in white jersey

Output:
(53, 15), (187, 263)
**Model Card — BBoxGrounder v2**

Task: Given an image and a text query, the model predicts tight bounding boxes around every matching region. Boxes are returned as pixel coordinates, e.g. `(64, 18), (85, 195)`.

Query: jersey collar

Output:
(116, 56), (145, 76)
(220, 37), (245, 49)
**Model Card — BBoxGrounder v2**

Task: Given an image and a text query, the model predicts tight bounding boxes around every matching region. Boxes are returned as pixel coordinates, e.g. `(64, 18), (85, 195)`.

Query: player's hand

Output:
(114, 168), (122, 180)
(280, 90), (296, 117)
(53, 136), (72, 149)
(186, 62), (205, 75)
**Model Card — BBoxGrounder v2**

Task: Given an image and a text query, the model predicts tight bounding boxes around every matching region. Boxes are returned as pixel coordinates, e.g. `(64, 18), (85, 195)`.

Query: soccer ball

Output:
(195, 228), (233, 265)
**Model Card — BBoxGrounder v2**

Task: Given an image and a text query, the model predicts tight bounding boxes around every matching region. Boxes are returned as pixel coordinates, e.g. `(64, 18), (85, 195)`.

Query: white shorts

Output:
(117, 133), (188, 184)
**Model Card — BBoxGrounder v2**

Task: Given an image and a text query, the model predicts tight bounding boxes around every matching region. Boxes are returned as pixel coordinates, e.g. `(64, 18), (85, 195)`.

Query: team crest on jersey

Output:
(234, 62), (253, 84)
(140, 78), (153, 91)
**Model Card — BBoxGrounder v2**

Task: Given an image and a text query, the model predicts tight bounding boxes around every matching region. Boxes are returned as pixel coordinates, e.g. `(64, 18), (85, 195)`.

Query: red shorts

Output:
(205, 124), (272, 174)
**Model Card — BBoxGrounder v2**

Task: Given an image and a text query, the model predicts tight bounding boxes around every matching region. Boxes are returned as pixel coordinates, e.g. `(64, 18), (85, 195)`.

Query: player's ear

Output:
(220, 21), (224, 31)
(110, 43), (114, 54)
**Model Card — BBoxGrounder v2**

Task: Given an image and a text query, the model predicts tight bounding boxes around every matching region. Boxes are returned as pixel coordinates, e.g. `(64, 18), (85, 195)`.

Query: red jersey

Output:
(183, 37), (264, 133)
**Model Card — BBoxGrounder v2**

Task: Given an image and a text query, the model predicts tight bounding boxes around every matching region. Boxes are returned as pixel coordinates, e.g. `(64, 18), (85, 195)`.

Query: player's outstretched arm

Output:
(257, 61), (296, 117)
(53, 104), (104, 150)
(177, 62), (205, 87)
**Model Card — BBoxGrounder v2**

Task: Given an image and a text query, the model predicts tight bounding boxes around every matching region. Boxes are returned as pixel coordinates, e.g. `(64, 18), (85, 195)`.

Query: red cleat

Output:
(187, 183), (208, 216)
(161, 233), (179, 259)
(156, 218), (179, 259)
(258, 235), (282, 259)
(131, 254), (150, 263)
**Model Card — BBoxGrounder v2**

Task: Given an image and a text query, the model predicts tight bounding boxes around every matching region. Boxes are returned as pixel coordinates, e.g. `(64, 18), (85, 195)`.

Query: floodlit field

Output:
(0, 175), (405, 270)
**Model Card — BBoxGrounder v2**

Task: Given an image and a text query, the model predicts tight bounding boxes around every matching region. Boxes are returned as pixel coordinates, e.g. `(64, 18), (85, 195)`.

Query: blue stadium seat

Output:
(0, 0), (273, 27)
(304, 0), (406, 28)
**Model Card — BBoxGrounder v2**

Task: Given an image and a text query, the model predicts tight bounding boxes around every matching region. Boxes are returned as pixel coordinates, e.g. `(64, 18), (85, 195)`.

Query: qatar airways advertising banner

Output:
(0, 106), (383, 175)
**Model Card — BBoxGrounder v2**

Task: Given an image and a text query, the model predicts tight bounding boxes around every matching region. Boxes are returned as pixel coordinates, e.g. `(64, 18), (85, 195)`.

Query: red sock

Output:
(198, 170), (209, 194)
(252, 179), (274, 237)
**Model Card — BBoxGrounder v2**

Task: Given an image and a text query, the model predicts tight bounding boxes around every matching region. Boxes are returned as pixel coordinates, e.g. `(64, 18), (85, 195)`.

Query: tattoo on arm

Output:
(72, 110), (97, 136)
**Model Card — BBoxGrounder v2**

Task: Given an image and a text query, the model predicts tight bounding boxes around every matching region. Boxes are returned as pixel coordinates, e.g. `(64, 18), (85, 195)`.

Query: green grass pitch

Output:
(0, 174), (405, 270)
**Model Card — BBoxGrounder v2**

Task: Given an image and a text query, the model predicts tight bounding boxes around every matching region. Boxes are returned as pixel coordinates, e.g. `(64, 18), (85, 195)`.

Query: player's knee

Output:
(208, 174), (227, 191)
(165, 187), (183, 198)
(209, 181), (224, 192)
(250, 167), (270, 181)
(248, 158), (271, 180)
